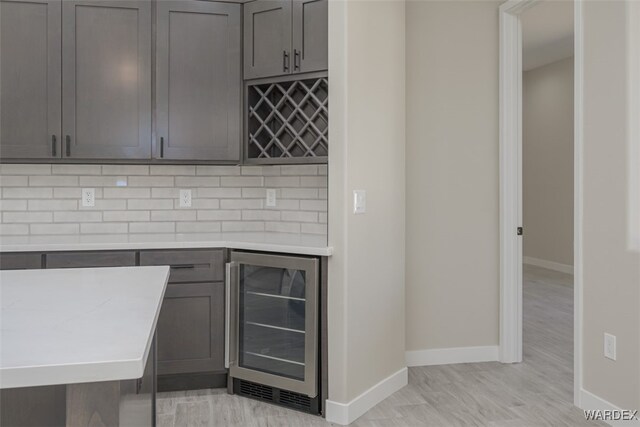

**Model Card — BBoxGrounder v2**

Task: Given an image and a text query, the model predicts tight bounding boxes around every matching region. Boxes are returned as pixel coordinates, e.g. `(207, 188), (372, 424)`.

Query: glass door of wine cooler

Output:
(226, 252), (319, 397)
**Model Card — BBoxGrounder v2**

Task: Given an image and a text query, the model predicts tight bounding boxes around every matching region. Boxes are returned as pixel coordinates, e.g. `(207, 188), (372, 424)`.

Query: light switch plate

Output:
(266, 189), (277, 207)
(179, 189), (192, 208)
(353, 190), (366, 214)
(604, 333), (616, 360)
(81, 188), (95, 207)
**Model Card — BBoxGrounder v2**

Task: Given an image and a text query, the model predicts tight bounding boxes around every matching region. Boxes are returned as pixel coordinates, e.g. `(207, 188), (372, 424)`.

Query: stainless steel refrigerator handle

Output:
(225, 262), (239, 369)
(225, 262), (231, 369)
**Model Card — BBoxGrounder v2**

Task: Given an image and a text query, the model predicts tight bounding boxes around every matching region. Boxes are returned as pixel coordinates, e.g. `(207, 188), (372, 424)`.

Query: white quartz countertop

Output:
(0, 266), (170, 389)
(0, 232), (333, 256)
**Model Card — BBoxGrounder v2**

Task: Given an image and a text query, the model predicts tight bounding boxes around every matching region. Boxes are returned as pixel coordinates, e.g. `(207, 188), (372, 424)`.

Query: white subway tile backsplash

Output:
(281, 211), (318, 223)
(264, 176), (300, 188)
(102, 165), (149, 175)
(175, 176), (220, 187)
(301, 223), (327, 235)
(0, 164), (327, 237)
(52, 164), (101, 175)
(129, 222), (175, 233)
(29, 176), (78, 187)
(0, 224), (29, 235)
(151, 210), (196, 222)
(197, 210), (241, 221)
(3, 187), (53, 199)
(265, 222), (301, 233)
(196, 187), (241, 198)
(103, 188), (150, 199)
(28, 200), (77, 211)
(220, 176), (263, 187)
(281, 165), (318, 176)
(0, 200), (28, 211)
(0, 164), (51, 175)
(80, 223), (128, 234)
(196, 166), (241, 176)
(222, 221), (264, 232)
(54, 211), (102, 223)
(1, 176), (29, 186)
(80, 176), (127, 187)
(150, 165), (195, 176)
(176, 221), (222, 233)
(220, 199), (263, 210)
(129, 199), (174, 210)
(103, 211), (150, 222)
(4, 212), (52, 223)
(129, 176), (174, 187)
(242, 210), (281, 221)
(53, 188), (83, 199)
(31, 223), (79, 235)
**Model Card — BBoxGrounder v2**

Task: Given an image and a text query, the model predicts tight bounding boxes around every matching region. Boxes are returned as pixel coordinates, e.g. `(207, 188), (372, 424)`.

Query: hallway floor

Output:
(158, 265), (602, 426)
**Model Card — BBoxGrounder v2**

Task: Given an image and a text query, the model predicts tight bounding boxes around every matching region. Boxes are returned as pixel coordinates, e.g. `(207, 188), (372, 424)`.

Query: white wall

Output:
(523, 58), (574, 267)
(405, 0), (500, 354)
(582, 0), (640, 409)
(327, 0), (406, 422)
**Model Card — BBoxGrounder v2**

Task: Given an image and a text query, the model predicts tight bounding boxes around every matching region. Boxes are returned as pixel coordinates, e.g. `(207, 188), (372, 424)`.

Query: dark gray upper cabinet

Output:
(62, 0), (152, 160)
(244, 0), (327, 80)
(156, 1), (241, 161)
(292, 0), (327, 74)
(243, 0), (292, 80)
(0, 0), (61, 159)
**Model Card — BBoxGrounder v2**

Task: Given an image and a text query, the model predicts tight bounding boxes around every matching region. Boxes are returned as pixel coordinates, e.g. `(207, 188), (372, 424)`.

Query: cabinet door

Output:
(156, 282), (225, 375)
(243, 0), (292, 80)
(0, 0), (61, 159)
(292, 0), (327, 74)
(62, 0), (151, 160)
(156, 1), (240, 161)
(45, 251), (136, 268)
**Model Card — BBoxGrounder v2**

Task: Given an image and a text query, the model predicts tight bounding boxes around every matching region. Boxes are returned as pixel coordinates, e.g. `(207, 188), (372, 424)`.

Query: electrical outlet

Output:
(604, 333), (617, 361)
(266, 189), (277, 207)
(179, 189), (192, 208)
(353, 190), (366, 214)
(81, 188), (95, 207)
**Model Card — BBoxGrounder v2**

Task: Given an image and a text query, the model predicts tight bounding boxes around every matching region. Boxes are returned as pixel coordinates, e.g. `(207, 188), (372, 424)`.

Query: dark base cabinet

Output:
(140, 250), (226, 391)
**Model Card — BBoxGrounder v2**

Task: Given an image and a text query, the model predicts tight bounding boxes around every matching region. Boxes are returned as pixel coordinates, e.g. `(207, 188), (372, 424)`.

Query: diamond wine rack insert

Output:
(246, 77), (328, 163)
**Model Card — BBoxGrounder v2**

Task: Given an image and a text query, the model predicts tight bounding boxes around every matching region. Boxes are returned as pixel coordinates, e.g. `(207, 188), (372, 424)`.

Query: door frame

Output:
(498, 0), (584, 407)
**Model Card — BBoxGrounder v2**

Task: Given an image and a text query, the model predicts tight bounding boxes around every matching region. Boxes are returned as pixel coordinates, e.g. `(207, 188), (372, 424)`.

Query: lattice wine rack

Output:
(246, 76), (328, 163)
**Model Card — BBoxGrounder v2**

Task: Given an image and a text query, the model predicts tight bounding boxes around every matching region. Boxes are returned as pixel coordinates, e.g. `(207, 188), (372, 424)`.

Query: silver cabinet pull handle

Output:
(160, 137), (164, 158)
(65, 135), (71, 157)
(225, 262), (231, 368)
(283, 50), (290, 72)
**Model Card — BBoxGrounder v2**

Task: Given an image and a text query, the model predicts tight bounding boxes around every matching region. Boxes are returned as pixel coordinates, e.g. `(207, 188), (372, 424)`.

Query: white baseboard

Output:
(325, 367), (408, 425)
(405, 345), (499, 367)
(523, 256), (574, 275)
(579, 388), (640, 425)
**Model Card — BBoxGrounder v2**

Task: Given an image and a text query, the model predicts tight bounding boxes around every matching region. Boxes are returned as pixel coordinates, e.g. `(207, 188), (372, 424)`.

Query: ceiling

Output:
(522, 1), (574, 71)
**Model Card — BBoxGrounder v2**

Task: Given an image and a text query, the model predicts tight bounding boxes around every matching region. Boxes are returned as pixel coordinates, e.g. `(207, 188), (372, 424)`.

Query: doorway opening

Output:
(499, 0), (583, 407)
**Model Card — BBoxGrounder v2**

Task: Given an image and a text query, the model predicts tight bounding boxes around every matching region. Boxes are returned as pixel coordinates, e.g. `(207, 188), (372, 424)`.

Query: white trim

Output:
(499, 0), (584, 407)
(325, 367), (408, 426)
(523, 256), (573, 275)
(406, 346), (499, 367)
(579, 388), (640, 426)
(573, 0), (584, 407)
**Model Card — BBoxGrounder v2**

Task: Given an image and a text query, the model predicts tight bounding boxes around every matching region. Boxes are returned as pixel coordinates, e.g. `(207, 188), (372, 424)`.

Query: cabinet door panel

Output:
(62, 0), (151, 160)
(0, 0), (61, 159)
(243, 0), (292, 80)
(292, 0), (327, 73)
(156, 1), (240, 161)
(157, 282), (225, 375)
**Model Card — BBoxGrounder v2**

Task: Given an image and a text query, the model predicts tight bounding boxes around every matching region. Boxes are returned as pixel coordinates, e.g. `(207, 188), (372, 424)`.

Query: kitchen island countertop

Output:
(0, 266), (169, 389)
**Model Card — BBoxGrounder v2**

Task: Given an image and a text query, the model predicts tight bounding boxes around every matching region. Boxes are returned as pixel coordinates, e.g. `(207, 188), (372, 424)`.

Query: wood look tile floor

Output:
(158, 265), (603, 426)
